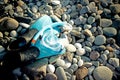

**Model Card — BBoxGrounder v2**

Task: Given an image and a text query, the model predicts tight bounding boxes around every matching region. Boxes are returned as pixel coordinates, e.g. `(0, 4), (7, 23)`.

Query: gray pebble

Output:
(80, 0), (89, 6)
(94, 35), (106, 45)
(70, 64), (78, 72)
(55, 67), (67, 80)
(108, 58), (119, 67)
(100, 19), (112, 27)
(87, 16), (95, 24)
(88, 66), (95, 75)
(80, 6), (89, 14)
(84, 24), (92, 29)
(84, 46), (92, 52)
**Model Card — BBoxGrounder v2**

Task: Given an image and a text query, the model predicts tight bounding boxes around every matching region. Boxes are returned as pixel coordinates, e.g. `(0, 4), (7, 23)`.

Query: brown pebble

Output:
(106, 46), (114, 52)
(90, 51), (100, 60)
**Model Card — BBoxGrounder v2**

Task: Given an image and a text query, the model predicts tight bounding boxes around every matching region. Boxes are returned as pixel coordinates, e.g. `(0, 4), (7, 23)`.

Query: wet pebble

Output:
(94, 35), (106, 45)
(56, 58), (65, 67)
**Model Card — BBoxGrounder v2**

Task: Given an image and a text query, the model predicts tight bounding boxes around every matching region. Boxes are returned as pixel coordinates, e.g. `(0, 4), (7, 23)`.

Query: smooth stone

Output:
(85, 41), (92, 47)
(65, 52), (73, 62)
(88, 66), (95, 75)
(0, 32), (3, 37)
(80, 6), (89, 14)
(92, 61), (100, 67)
(108, 58), (119, 67)
(94, 35), (106, 45)
(101, 54), (108, 61)
(55, 67), (67, 80)
(87, 36), (95, 43)
(5, 4), (13, 11)
(16, 6), (23, 16)
(56, 58), (65, 67)
(75, 66), (88, 80)
(62, 14), (67, 21)
(71, 75), (76, 80)
(78, 59), (84, 67)
(10, 30), (18, 37)
(103, 27), (117, 37)
(47, 64), (55, 73)
(19, 23), (30, 28)
(66, 44), (76, 52)
(87, 16), (95, 24)
(69, 20), (74, 25)
(81, 56), (91, 62)
(63, 61), (71, 69)
(93, 66), (113, 80)
(84, 46), (92, 52)
(76, 48), (86, 56)
(70, 64), (78, 72)
(89, 75), (94, 80)
(97, 26), (103, 35)
(50, 15), (62, 22)
(72, 58), (78, 64)
(87, 2), (97, 13)
(100, 19), (112, 27)
(31, 5), (38, 13)
(45, 73), (57, 80)
(84, 29), (93, 37)
(74, 43), (82, 49)
(75, 16), (87, 25)
(80, 0), (89, 6)
(52, 0), (60, 5)
(110, 4), (120, 14)
(0, 17), (19, 31)
(84, 24), (92, 29)
(71, 30), (81, 37)
(0, 45), (5, 53)
(83, 62), (92, 68)
(90, 51), (100, 60)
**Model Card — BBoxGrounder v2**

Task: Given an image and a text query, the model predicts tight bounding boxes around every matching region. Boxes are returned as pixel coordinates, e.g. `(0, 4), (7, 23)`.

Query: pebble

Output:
(89, 75), (94, 80)
(70, 64), (78, 72)
(92, 61), (100, 67)
(78, 58), (84, 67)
(84, 24), (92, 29)
(81, 56), (91, 62)
(72, 58), (78, 64)
(100, 19), (112, 27)
(76, 48), (86, 56)
(10, 30), (18, 37)
(108, 58), (119, 67)
(5, 4), (13, 11)
(47, 64), (55, 73)
(55, 67), (67, 80)
(87, 36), (95, 43)
(87, 16), (95, 24)
(94, 35), (106, 45)
(45, 73), (57, 80)
(83, 62), (92, 68)
(101, 54), (108, 61)
(75, 16), (87, 25)
(74, 43), (82, 49)
(84, 29), (93, 37)
(0, 45), (5, 53)
(63, 61), (71, 69)
(71, 75), (76, 80)
(110, 4), (120, 14)
(80, 6), (89, 14)
(80, 0), (89, 6)
(87, 2), (97, 13)
(90, 51), (100, 60)
(84, 46), (92, 52)
(52, 0), (60, 5)
(103, 27), (117, 37)
(0, 32), (3, 38)
(19, 23), (30, 28)
(93, 66), (113, 80)
(56, 58), (65, 67)
(75, 66), (88, 80)
(88, 66), (95, 75)
(66, 44), (76, 52)
(31, 5), (38, 13)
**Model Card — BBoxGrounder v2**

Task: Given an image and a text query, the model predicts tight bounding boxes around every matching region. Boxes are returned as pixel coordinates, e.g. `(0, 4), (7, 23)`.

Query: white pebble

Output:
(66, 44), (76, 52)
(56, 58), (65, 67)
(19, 23), (30, 28)
(62, 23), (73, 34)
(72, 58), (78, 64)
(59, 38), (69, 48)
(76, 48), (86, 56)
(78, 58), (84, 67)
(52, 0), (60, 5)
(47, 64), (55, 73)
(31, 5), (38, 13)
(63, 61), (71, 69)
(69, 20), (74, 25)
(10, 30), (18, 37)
(74, 43), (82, 49)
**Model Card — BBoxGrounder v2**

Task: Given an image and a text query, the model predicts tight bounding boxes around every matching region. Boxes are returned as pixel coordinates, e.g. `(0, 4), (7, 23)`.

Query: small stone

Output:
(81, 56), (91, 62)
(90, 51), (100, 60)
(0, 45), (5, 53)
(63, 61), (71, 69)
(75, 66), (88, 80)
(71, 75), (76, 80)
(0, 32), (3, 38)
(62, 14), (67, 21)
(87, 16), (95, 24)
(70, 64), (78, 72)
(76, 48), (86, 56)
(10, 30), (18, 37)
(74, 43), (82, 49)
(45, 73), (57, 80)
(110, 4), (120, 14)
(19, 23), (30, 28)
(17, 0), (25, 7)
(84, 46), (92, 52)
(100, 19), (112, 27)
(84, 24), (92, 29)
(55, 67), (67, 80)
(87, 2), (97, 13)
(89, 75), (94, 80)
(88, 66), (95, 75)
(92, 61), (99, 67)
(103, 27), (117, 37)
(94, 35), (106, 45)
(83, 62), (92, 68)
(106, 46), (114, 52)
(66, 44), (76, 52)
(108, 58), (119, 67)
(71, 30), (81, 37)
(52, 0), (60, 5)
(47, 64), (55, 73)
(93, 66), (113, 80)
(50, 15), (62, 22)
(72, 58), (78, 64)
(31, 5), (38, 13)
(56, 58), (65, 67)
(87, 36), (95, 43)
(101, 54), (108, 61)
(80, 6), (89, 14)
(75, 16), (87, 25)
(5, 4), (13, 11)
(84, 29), (93, 37)
(80, 0), (89, 6)
(78, 58), (84, 67)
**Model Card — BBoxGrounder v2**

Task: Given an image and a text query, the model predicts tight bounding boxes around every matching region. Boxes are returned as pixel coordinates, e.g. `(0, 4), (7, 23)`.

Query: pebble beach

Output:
(0, 0), (120, 80)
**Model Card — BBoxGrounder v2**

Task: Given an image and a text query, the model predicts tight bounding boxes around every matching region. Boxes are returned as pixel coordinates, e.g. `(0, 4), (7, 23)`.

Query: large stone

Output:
(100, 19), (112, 27)
(110, 4), (120, 14)
(103, 27), (117, 37)
(94, 35), (106, 45)
(108, 58), (119, 67)
(93, 66), (113, 80)
(55, 67), (67, 80)
(75, 66), (88, 80)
